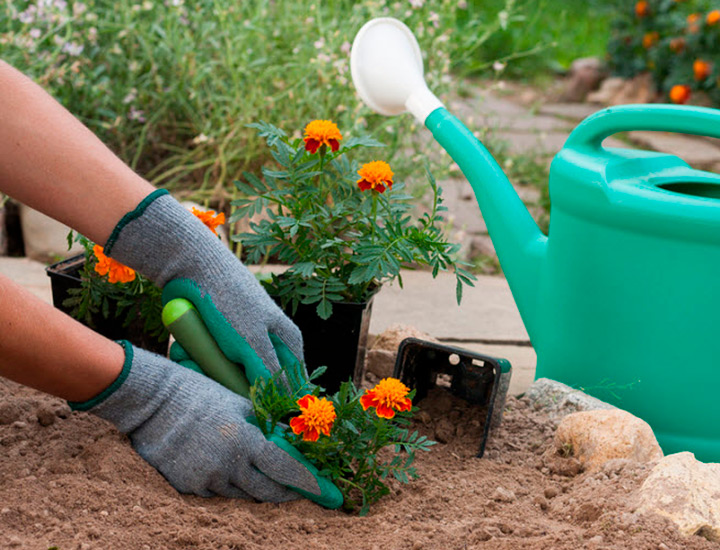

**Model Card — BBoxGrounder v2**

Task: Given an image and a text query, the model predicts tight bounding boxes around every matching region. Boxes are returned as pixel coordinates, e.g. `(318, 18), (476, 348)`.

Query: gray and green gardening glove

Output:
(103, 189), (306, 392)
(69, 341), (342, 507)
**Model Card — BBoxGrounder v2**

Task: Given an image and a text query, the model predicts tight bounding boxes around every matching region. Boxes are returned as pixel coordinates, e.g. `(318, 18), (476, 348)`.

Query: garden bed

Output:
(0, 374), (717, 550)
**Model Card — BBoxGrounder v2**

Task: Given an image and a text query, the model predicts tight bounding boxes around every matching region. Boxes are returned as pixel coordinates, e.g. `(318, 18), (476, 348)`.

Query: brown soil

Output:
(1, 376), (718, 550)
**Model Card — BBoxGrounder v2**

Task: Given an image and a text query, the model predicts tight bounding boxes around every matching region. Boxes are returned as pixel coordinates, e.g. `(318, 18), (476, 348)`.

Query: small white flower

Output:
(192, 133), (209, 145)
(317, 53), (331, 63)
(493, 61), (506, 72)
(333, 58), (347, 75)
(314, 38), (325, 50)
(128, 107), (146, 123)
(73, 2), (87, 15)
(409, 0), (424, 8)
(123, 88), (138, 104)
(29, 28), (41, 39)
(458, 0), (468, 8)
(18, 11), (35, 24)
(62, 41), (84, 56)
(429, 11), (439, 27)
(340, 40), (351, 55)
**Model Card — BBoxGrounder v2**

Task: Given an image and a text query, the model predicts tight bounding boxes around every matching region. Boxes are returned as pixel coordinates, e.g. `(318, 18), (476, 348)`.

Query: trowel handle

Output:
(162, 298), (251, 398)
(565, 104), (720, 150)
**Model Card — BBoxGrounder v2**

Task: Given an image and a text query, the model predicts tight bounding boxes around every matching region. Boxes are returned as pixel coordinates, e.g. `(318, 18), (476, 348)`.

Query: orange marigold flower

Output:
(693, 59), (712, 81)
(669, 84), (691, 104)
(360, 378), (412, 419)
(93, 244), (136, 284)
(192, 207), (225, 235)
(357, 160), (394, 193)
(642, 31), (659, 49)
(303, 119), (343, 154)
(687, 12), (701, 32)
(708, 10), (720, 25)
(669, 37), (686, 53)
(635, 1), (649, 17)
(289, 395), (336, 442)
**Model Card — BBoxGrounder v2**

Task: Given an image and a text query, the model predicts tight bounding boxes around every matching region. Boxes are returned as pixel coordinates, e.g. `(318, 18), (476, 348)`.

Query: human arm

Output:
(0, 59), (306, 392)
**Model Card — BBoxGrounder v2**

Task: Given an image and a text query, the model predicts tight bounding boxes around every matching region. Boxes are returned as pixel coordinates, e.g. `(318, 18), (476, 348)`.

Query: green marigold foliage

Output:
(230, 122), (476, 320)
(608, 0), (720, 105)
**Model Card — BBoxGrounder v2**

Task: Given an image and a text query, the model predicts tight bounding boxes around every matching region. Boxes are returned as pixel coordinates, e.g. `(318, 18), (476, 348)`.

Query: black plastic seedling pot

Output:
(277, 297), (374, 394)
(393, 338), (512, 458)
(46, 254), (169, 355)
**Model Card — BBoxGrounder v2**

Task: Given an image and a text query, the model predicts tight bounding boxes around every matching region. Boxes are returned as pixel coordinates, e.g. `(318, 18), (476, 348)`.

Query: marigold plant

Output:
(191, 207), (225, 236)
(64, 206), (224, 342)
(93, 245), (136, 284)
(230, 120), (476, 320)
(360, 378), (413, 419)
(251, 367), (435, 515)
(608, 0), (720, 106)
(64, 233), (165, 342)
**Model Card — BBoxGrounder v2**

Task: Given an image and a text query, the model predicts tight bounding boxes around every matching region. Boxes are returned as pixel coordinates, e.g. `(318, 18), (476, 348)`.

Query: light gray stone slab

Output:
(496, 130), (571, 156)
(0, 257), (53, 304)
(540, 102), (603, 121)
(369, 270), (528, 342)
(481, 113), (572, 133)
(627, 131), (720, 169)
(19, 205), (83, 262)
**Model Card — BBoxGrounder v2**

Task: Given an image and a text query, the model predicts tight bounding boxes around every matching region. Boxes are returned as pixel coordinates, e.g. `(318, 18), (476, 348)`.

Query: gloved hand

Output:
(69, 341), (342, 507)
(103, 190), (306, 392)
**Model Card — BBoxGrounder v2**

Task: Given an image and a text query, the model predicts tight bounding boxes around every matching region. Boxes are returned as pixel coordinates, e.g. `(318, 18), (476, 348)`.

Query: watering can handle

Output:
(565, 104), (720, 150)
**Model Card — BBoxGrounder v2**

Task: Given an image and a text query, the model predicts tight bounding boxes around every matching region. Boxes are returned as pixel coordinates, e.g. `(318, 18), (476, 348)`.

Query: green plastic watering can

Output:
(351, 18), (720, 462)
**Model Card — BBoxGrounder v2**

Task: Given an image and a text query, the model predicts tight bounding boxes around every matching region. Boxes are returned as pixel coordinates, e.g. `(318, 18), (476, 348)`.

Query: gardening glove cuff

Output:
(68, 341), (342, 508)
(102, 190), (307, 392)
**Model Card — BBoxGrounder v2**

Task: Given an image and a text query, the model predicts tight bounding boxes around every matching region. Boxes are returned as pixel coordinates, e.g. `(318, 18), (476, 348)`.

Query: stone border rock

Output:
(524, 377), (616, 419)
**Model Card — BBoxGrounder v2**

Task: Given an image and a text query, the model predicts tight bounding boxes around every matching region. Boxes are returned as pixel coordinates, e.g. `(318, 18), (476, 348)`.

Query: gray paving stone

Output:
(0, 257), (53, 304)
(482, 113), (572, 133)
(496, 130), (571, 156)
(540, 102), (603, 121)
(627, 131), (720, 169)
(369, 270), (529, 342)
(440, 179), (487, 234)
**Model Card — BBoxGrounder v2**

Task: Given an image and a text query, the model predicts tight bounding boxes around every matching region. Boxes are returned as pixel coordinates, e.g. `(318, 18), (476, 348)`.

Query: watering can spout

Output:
(351, 18), (547, 338)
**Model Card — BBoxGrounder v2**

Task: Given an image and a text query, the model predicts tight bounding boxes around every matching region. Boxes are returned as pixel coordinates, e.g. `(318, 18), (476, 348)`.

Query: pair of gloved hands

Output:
(69, 190), (341, 508)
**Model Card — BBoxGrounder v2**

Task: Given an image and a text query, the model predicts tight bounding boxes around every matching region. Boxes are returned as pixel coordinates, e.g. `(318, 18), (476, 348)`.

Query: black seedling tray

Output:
(393, 338), (512, 458)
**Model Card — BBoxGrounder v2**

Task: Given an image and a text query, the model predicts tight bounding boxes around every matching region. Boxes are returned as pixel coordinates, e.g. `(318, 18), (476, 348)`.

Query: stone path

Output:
(3, 87), (720, 399)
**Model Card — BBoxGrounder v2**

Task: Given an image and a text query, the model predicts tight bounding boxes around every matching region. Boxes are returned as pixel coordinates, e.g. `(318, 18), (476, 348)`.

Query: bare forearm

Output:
(0, 273), (124, 402)
(0, 60), (154, 245)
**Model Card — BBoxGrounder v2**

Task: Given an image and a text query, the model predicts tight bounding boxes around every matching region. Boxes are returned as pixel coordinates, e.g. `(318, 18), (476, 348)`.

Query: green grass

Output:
(1, 0), (619, 204)
(0, 0), (467, 202)
(454, 0), (622, 79)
